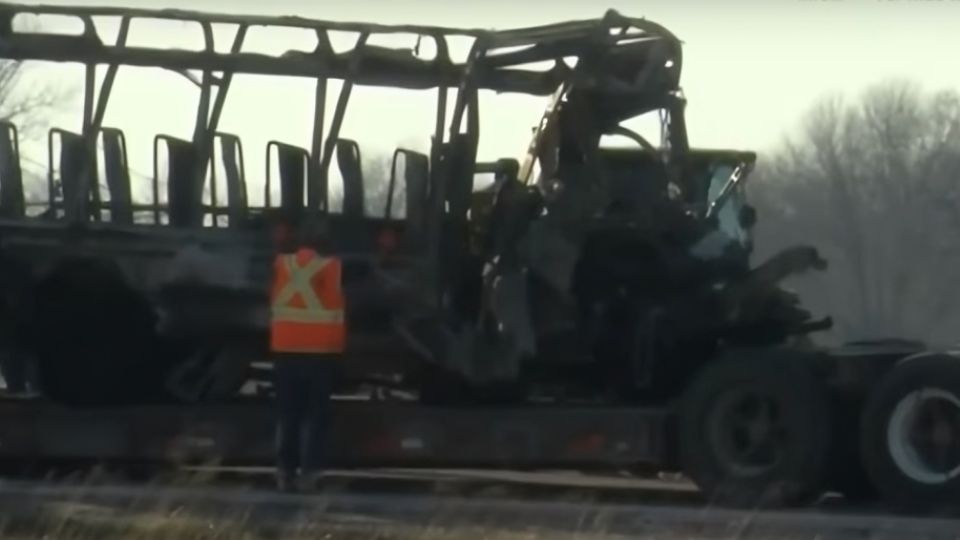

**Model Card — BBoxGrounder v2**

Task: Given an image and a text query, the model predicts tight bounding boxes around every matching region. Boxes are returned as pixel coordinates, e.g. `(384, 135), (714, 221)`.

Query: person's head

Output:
(298, 218), (331, 252)
(271, 212), (302, 253)
(272, 220), (294, 253)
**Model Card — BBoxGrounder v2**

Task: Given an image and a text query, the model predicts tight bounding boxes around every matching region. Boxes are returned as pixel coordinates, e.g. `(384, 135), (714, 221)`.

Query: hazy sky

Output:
(8, 0), (960, 204)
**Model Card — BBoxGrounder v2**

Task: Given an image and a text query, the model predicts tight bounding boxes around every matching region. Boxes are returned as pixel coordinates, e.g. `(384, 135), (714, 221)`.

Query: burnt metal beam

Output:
(199, 24), (248, 217)
(187, 21), (215, 225)
(0, 4), (682, 96)
(89, 16), (129, 131)
(72, 15), (129, 223)
(518, 83), (567, 184)
(317, 32), (370, 212)
(0, 2), (490, 39)
(307, 29), (332, 210)
(205, 25), (248, 138)
(446, 41), (484, 151)
(0, 3), (681, 51)
(64, 12), (97, 223)
(0, 40), (576, 95)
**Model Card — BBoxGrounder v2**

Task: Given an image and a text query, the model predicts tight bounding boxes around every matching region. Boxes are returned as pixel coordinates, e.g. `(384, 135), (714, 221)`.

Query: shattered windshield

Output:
(689, 164), (750, 260)
(707, 164), (749, 246)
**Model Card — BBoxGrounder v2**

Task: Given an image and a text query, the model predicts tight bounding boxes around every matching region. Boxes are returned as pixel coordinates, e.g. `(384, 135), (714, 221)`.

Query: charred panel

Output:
(390, 148), (429, 251)
(217, 133), (247, 226)
(0, 122), (23, 218)
(101, 128), (133, 225)
(273, 142), (308, 220)
(444, 134), (477, 222)
(55, 130), (91, 219)
(336, 138), (365, 218)
(158, 136), (202, 228)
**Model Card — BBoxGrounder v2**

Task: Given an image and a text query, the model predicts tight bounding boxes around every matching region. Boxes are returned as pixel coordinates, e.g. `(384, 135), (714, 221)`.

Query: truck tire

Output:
(860, 354), (960, 512)
(678, 349), (831, 507)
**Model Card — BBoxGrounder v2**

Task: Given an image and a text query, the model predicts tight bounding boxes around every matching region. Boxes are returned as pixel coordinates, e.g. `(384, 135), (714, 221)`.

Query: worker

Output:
(269, 217), (345, 493)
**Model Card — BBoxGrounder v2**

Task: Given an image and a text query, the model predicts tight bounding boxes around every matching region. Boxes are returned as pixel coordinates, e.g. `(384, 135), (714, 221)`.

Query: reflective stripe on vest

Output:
(271, 254), (344, 324)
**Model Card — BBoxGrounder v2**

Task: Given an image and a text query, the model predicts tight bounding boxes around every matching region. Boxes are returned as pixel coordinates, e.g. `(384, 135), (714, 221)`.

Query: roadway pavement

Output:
(1, 470), (959, 539)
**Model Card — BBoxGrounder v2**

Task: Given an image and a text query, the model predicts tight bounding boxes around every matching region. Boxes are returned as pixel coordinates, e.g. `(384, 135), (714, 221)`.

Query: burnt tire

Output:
(30, 257), (171, 406)
(678, 349), (832, 508)
(860, 354), (960, 513)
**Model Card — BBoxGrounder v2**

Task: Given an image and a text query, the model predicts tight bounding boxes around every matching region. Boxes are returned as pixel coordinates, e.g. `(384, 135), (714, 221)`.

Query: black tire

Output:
(30, 257), (171, 406)
(860, 354), (960, 513)
(678, 349), (832, 508)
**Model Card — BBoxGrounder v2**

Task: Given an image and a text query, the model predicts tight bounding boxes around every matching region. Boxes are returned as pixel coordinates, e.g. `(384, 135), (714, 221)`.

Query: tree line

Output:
(750, 80), (960, 346)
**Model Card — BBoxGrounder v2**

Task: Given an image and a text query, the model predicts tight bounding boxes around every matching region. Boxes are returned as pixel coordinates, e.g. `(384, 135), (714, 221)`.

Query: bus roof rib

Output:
(0, 2), (683, 95)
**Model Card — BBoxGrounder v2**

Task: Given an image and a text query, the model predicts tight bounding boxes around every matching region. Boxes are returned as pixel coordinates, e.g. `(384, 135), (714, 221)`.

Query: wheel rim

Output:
(887, 387), (960, 485)
(706, 388), (787, 477)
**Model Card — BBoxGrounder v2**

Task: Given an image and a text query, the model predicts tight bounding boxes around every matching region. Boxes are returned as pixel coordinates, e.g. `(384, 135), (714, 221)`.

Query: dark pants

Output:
(273, 354), (339, 477)
(0, 351), (29, 393)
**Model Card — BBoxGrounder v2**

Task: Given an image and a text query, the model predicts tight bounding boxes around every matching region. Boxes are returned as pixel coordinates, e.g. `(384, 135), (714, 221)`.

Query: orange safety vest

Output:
(269, 247), (346, 354)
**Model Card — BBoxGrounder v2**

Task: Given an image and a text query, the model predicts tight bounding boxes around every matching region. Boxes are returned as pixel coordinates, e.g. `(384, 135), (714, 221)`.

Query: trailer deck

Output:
(0, 397), (672, 470)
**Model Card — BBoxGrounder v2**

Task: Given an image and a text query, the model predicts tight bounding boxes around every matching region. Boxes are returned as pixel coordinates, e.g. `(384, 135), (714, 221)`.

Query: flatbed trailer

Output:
(0, 396), (671, 470)
(0, 340), (909, 473)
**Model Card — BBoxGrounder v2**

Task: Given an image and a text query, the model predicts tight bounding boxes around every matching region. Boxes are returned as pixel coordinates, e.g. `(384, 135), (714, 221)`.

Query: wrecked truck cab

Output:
(465, 140), (833, 396)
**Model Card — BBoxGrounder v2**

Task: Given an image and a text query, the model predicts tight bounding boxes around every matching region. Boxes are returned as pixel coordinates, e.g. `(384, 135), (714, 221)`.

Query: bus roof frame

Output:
(0, 2), (686, 221)
(0, 3), (683, 94)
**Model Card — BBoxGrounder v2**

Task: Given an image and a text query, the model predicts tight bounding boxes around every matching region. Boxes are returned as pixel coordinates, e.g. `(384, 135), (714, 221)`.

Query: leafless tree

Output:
(0, 58), (76, 209)
(0, 62), (62, 139)
(751, 79), (960, 346)
(0, 21), (75, 146)
(362, 151), (407, 219)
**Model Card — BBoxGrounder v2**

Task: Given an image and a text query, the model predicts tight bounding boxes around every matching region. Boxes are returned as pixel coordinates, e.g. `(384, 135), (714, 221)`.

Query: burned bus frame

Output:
(0, 1), (688, 239)
(0, 0), (695, 401)
(0, 0), (695, 471)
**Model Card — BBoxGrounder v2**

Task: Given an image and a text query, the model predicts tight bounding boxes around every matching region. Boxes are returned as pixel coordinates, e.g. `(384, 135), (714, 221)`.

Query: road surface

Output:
(1, 471), (959, 539)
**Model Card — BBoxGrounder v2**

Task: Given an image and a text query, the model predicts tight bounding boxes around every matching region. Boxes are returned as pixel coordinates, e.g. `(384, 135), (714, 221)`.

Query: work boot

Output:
(297, 470), (324, 493)
(276, 471), (298, 493)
